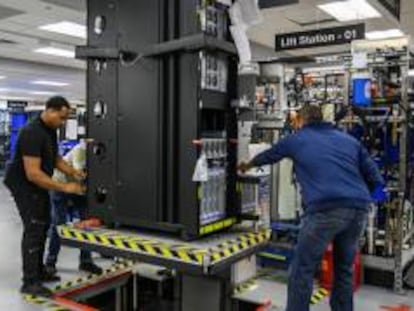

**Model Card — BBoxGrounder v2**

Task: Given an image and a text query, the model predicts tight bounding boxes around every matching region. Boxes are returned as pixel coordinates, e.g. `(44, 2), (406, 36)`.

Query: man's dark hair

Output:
(298, 104), (323, 124)
(45, 96), (70, 111)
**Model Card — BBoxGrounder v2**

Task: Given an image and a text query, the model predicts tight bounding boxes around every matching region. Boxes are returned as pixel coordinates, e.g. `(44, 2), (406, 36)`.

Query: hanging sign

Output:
(275, 24), (365, 51)
(7, 101), (27, 112)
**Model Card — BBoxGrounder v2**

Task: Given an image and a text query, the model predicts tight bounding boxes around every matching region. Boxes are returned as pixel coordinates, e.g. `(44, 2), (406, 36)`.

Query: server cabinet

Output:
(84, 0), (238, 239)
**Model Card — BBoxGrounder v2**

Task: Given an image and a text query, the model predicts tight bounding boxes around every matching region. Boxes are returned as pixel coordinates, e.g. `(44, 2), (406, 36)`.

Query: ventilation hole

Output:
(93, 142), (106, 157)
(93, 100), (107, 119)
(93, 60), (107, 74)
(94, 15), (106, 35)
(95, 187), (107, 203)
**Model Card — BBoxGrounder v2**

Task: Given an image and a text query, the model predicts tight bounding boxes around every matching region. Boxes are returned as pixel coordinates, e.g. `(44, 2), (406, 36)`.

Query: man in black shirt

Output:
(4, 96), (85, 297)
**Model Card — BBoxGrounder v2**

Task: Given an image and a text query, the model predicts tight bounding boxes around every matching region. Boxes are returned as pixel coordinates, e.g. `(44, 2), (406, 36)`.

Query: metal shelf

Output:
(362, 254), (395, 271)
(340, 116), (405, 123)
(362, 246), (414, 272)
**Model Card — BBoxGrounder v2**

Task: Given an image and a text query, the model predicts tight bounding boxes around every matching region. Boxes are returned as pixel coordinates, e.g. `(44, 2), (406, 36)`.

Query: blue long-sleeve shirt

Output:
(251, 122), (384, 214)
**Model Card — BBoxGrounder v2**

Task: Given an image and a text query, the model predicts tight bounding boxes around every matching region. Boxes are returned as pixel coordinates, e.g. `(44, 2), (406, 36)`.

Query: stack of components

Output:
(199, 138), (228, 225)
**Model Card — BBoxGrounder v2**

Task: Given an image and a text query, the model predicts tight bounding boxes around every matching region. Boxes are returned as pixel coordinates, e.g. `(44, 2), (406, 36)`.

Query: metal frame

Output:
(348, 38), (413, 293)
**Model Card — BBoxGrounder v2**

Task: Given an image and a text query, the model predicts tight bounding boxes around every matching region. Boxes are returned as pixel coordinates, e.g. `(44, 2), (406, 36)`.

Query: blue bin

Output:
(353, 73), (372, 107)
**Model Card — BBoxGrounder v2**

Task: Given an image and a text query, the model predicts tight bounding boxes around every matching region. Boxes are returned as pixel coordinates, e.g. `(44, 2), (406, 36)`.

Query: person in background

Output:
(4, 96), (85, 297)
(45, 139), (103, 277)
(238, 104), (387, 311)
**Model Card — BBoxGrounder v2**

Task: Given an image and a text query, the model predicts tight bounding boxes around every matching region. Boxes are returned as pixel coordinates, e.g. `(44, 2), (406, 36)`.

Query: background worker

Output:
(4, 96), (85, 297)
(238, 104), (387, 311)
(45, 139), (102, 276)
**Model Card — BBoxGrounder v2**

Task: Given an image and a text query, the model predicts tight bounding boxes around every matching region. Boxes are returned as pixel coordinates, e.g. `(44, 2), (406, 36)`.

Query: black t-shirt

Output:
(4, 116), (58, 194)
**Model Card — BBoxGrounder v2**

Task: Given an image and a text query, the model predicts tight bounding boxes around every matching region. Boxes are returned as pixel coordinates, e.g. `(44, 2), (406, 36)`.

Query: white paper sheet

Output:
(352, 51), (368, 69)
(65, 119), (78, 140)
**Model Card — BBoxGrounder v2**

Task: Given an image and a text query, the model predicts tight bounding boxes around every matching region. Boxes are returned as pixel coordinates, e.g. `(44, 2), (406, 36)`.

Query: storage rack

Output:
(339, 38), (414, 293)
(259, 39), (414, 292)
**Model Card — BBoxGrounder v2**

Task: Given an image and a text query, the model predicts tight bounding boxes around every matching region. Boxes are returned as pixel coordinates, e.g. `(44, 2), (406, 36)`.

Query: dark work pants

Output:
(46, 191), (92, 266)
(12, 189), (51, 286)
(286, 207), (368, 311)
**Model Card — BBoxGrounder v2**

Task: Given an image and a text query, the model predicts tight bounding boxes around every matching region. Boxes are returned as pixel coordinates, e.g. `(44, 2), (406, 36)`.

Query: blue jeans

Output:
(46, 191), (92, 266)
(286, 207), (368, 311)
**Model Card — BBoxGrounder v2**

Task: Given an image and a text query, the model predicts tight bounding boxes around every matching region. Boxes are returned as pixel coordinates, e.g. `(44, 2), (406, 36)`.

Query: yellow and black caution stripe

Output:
(24, 260), (134, 310)
(23, 295), (72, 311)
(310, 287), (330, 305)
(199, 217), (238, 235)
(209, 229), (271, 264)
(233, 269), (279, 296)
(59, 226), (271, 267)
(233, 275), (329, 306)
(233, 278), (258, 295)
(59, 226), (206, 265)
(53, 260), (134, 292)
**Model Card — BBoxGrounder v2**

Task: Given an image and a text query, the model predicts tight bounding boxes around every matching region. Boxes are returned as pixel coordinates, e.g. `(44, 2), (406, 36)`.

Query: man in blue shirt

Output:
(238, 105), (385, 311)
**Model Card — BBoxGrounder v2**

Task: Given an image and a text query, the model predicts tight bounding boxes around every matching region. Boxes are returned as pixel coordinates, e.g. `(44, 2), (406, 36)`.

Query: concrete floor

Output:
(0, 182), (112, 311)
(0, 181), (414, 310)
(235, 279), (414, 310)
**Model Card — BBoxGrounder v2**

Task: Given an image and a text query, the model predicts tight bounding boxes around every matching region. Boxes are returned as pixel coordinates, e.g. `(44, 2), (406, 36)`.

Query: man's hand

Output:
(371, 185), (389, 204)
(62, 182), (86, 195)
(72, 169), (86, 180)
(237, 161), (253, 174)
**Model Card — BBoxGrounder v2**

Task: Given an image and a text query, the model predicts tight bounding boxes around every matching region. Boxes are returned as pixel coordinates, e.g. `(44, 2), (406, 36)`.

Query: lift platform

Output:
(57, 224), (272, 311)
(58, 225), (271, 275)
(22, 260), (134, 311)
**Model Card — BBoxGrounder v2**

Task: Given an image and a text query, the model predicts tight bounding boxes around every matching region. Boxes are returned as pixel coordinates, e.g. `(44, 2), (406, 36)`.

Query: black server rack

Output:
(82, 0), (239, 239)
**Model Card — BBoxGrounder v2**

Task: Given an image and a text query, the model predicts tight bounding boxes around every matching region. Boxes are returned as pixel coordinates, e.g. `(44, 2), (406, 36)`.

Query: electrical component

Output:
(199, 137), (228, 225)
(200, 52), (228, 92)
(199, 2), (228, 39)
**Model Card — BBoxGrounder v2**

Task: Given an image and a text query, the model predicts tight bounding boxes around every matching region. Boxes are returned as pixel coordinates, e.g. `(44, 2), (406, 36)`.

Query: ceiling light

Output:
(318, 0), (381, 22)
(30, 91), (56, 95)
(0, 76), (6, 80)
(31, 80), (69, 87)
(34, 47), (75, 58)
(0, 88), (39, 96)
(0, 88), (56, 95)
(0, 95), (35, 101)
(408, 70), (414, 77)
(39, 21), (86, 39)
(366, 29), (404, 40)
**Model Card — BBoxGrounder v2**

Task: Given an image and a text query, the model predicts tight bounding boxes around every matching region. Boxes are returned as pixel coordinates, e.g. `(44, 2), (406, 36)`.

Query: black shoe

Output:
(44, 264), (57, 276)
(41, 270), (61, 283)
(21, 283), (54, 298)
(79, 262), (103, 275)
